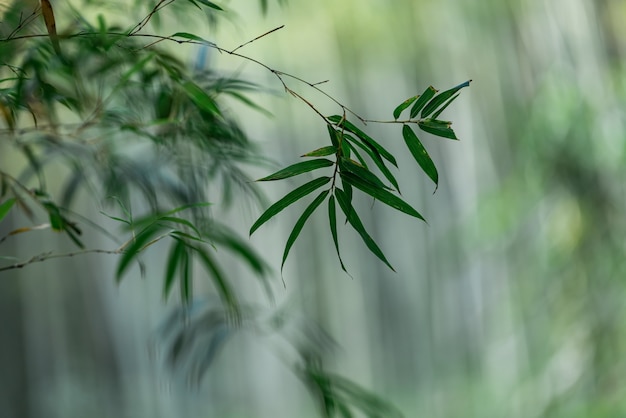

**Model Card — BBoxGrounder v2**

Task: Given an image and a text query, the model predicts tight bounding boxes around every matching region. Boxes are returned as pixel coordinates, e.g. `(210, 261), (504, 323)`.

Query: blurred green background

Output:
(1, 0), (625, 417)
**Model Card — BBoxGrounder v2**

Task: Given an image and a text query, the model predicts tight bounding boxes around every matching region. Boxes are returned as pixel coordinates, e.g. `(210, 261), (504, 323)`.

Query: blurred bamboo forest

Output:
(1, 0), (626, 417)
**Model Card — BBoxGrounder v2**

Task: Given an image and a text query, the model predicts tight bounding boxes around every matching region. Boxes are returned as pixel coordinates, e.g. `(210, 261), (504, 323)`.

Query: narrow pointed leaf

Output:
(195, 0), (224, 10)
(327, 196), (348, 272)
(418, 119), (458, 140)
(409, 86), (437, 118)
(393, 95), (419, 120)
(344, 141), (369, 169)
(41, 0), (61, 55)
(301, 146), (337, 157)
(342, 133), (400, 191)
(257, 159), (333, 181)
(179, 249), (192, 304)
(421, 80), (471, 118)
(338, 157), (391, 191)
(327, 124), (340, 148)
(0, 198), (16, 223)
(335, 189), (395, 271)
(164, 238), (185, 299)
(432, 93), (460, 119)
(281, 190), (329, 270)
(250, 176), (331, 235)
(340, 172), (425, 221)
(116, 225), (165, 280)
(402, 125), (438, 188)
(190, 244), (239, 314)
(327, 115), (397, 167)
(182, 80), (220, 115)
(171, 32), (216, 46)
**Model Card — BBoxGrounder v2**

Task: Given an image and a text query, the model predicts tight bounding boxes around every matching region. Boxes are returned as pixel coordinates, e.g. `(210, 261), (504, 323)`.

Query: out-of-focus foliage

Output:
(0, 1), (470, 417)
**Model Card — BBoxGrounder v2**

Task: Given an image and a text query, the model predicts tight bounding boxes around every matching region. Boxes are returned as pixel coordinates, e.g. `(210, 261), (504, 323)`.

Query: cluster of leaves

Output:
(0, 1), (469, 417)
(251, 81), (471, 272)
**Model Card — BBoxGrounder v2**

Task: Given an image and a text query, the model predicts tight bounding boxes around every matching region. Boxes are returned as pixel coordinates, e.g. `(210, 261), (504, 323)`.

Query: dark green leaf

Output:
(250, 176), (331, 235)
(194, 0), (224, 10)
(181, 80), (220, 115)
(257, 159), (334, 181)
(190, 244), (239, 314)
(402, 125), (438, 188)
(327, 196), (348, 273)
(327, 115), (397, 167)
(327, 124), (340, 148)
(421, 80), (471, 118)
(344, 141), (369, 169)
(281, 190), (329, 270)
(342, 133), (400, 192)
(164, 238), (186, 299)
(338, 157), (392, 191)
(335, 188), (395, 271)
(0, 198), (16, 223)
(340, 172), (425, 222)
(410, 86), (437, 118)
(418, 119), (458, 140)
(171, 32), (216, 46)
(179, 248), (192, 304)
(42, 202), (63, 230)
(116, 225), (165, 280)
(393, 95), (418, 120)
(301, 146), (337, 157)
(432, 93), (460, 119)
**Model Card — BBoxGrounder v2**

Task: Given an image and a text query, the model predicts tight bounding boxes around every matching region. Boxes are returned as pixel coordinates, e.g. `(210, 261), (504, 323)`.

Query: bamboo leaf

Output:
(338, 157), (391, 191)
(340, 172), (425, 222)
(418, 119), (458, 140)
(181, 80), (220, 115)
(171, 32), (216, 46)
(250, 176), (331, 235)
(164, 238), (186, 299)
(342, 132), (400, 192)
(257, 159), (334, 181)
(195, 0), (224, 10)
(116, 225), (165, 280)
(41, 0), (61, 56)
(190, 244), (239, 314)
(281, 190), (329, 270)
(421, 80), (471, 118)
(402, 125), (438, 189)
(301, 146), (337, 157)
(0, 198), (16, 223)
(410, 86), (437, 118)
(393, 95), (419, 120)
(335, 189), (395, 271)
(432, 93), (460, 119)
(327, 196), (348, 273)
(327, 116), (397, 167)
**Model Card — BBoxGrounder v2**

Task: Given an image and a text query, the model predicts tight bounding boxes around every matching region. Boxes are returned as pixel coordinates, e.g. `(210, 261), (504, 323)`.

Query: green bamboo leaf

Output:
(257, 159), (334, 181)
(281, 190), (329, 270)
(340, 172), (425, 222)
(179, 248), (192, 304)
(301, 146), (337, 157)
(432, 93), (460, 119)
(0, 198), (16, 223)
(393, 95), (419, 120)
(402, 125), (439, 189)
(193, 0), (224, 10)
(338, 157), (392, 191)
(181, 80), (220, 115)
(335, 188), (395, 271)
(418, 119), (458, 140)
(344, 141), (369, 169)
(421, 80), (471, 118)
(342, 133), (400, 192)
(41, 202), (64, 231)
(410, 86), (437, 118)
(116, 224), (165, 280)
(190, 244), (239, 314)
(327, 116), (397, 167)
(327, 196), (348, 273)
(164, 238), (186, 299)
(327, 124), (340, 148)
(250, 176), (331, 235)
(171, 32), (215, 45)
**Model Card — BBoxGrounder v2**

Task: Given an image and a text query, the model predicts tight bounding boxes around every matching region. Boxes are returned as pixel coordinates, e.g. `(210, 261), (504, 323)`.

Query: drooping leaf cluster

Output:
(251, 81), (471, 272)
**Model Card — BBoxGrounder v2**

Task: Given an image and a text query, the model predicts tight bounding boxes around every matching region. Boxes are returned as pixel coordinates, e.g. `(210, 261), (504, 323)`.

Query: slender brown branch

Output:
(0, 248), (122, 272)
(230, 25), (285, 54)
